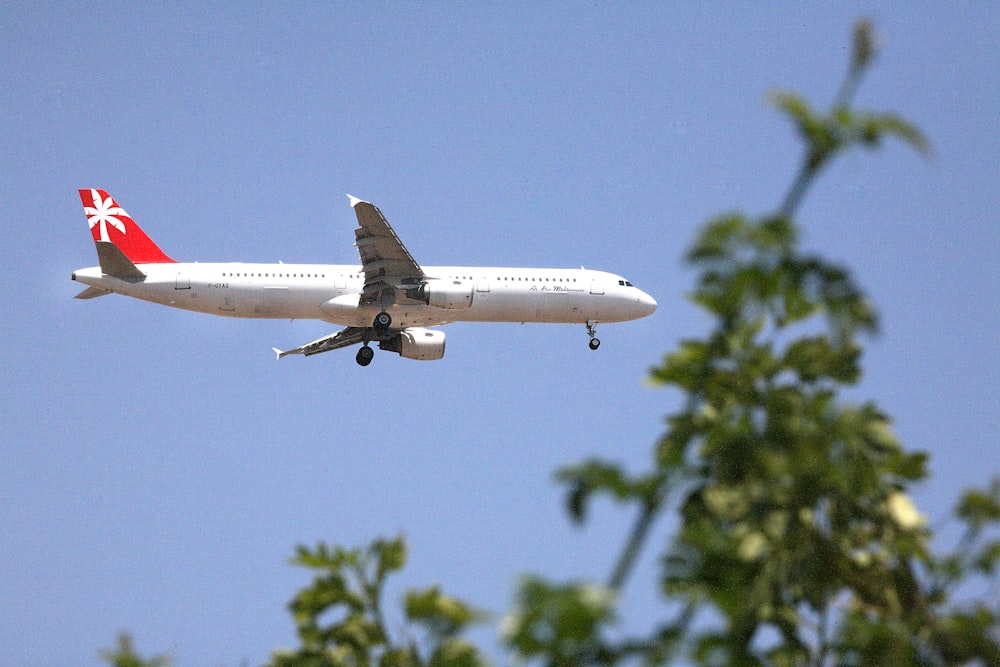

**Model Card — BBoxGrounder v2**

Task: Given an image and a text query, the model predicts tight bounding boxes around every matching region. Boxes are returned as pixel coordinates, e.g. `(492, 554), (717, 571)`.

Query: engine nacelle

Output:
(379, 327), (446, 361)
(411, 280), (473, 309)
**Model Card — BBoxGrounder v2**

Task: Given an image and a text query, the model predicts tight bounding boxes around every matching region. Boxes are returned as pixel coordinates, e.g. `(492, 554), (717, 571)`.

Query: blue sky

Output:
(2, 3), (997, 665)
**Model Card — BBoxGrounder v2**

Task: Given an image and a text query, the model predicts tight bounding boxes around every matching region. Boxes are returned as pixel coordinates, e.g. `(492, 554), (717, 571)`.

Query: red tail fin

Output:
(78, 189), (176, 264)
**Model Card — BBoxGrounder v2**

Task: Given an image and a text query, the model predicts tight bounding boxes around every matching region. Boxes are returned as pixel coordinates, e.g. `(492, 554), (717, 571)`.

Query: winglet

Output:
(347, 194), (364, 208)
(272, 347), (286, 361)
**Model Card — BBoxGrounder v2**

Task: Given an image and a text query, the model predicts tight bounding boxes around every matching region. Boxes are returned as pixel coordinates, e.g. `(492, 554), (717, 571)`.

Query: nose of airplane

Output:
(638, 290), (657, 316)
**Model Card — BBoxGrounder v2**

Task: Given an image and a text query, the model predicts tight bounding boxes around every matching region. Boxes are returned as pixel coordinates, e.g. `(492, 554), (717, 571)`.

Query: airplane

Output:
(71, 189), (657, 366)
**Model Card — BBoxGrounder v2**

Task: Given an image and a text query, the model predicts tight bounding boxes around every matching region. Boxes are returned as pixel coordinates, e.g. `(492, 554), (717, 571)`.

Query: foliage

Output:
(263, 536), (487, 667)
(548, 18), (998, 667)
(99, 632), (171, 667)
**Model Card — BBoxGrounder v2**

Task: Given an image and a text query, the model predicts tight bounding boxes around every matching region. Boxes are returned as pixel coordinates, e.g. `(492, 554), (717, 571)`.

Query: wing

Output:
(348, 196), (424, 307)
(273, 326), (368, 360)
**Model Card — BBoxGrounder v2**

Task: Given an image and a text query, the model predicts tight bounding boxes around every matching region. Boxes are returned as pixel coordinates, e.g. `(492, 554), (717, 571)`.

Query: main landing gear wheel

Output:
(586, 319), (601, 351)
(373, 311), (392, 331)
(356, 345), (375, 366)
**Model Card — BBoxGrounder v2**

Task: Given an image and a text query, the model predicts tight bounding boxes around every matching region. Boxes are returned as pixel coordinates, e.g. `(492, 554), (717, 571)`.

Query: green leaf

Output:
(374, 536), (407, 582)
(428, 638), (486, 667)
(686, 214), (751, 263)
(556, 459), (660, 524)
(99, 632), (171, 667)
(504, 578), (617, 662)
(855, 112), (930, 155)
(850, 17), (877, 73)
(405, 586), (480, 638)
(782, 336), (861, 384)
(973, 540), (1000, 575)
(380, 648), (420, 667)
(930, 607), (1000, 665)
(957, 483), (1000, 530)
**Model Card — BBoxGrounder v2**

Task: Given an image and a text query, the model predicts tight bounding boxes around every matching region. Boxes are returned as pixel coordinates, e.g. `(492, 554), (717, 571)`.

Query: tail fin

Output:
(78, 189), (176, 264)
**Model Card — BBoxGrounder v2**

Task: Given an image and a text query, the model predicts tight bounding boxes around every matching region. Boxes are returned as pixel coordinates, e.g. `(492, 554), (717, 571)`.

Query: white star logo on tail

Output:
(84, 189), (127, 242)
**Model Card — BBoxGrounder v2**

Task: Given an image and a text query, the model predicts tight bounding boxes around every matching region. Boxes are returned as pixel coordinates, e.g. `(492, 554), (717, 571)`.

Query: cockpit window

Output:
(618, 279), (635, 287)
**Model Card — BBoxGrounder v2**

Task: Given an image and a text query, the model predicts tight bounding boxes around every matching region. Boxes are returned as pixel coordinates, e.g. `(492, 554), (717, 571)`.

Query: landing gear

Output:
(356, 345), (375, 366)
(586, 320), (601, 350)
(373, 311), (392, 332)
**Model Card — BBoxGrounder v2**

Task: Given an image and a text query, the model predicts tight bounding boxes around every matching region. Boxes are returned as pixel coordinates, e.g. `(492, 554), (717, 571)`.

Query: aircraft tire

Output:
(589, 338), (601, 350)
(373, 312), (392, 331)
(356, 346), (375, 366)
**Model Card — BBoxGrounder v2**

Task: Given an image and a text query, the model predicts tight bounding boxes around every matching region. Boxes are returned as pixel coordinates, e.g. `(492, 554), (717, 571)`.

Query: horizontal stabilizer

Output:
(96, 241), (146, 281)
(74, 286), (112, 300)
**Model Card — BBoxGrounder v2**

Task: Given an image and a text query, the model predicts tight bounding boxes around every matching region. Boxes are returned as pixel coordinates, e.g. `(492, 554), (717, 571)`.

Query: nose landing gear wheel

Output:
(373, 311), (392, 331)
(586, 319), (601, 350)
(356, 345), (375, 366)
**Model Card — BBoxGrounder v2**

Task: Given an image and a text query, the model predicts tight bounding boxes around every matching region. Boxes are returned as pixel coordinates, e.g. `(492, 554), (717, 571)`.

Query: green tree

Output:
(264, 536), (487, 667)
(516, 18), (1000, 667)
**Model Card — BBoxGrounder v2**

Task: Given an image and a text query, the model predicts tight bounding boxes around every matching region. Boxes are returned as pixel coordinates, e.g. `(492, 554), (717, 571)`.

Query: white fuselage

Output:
(72, 262), (658, 328)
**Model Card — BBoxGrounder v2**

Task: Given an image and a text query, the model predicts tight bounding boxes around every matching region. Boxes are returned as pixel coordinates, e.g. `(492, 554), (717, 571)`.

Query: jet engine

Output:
(409, 279), (473, 309)
(379, 327), (446, 360)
